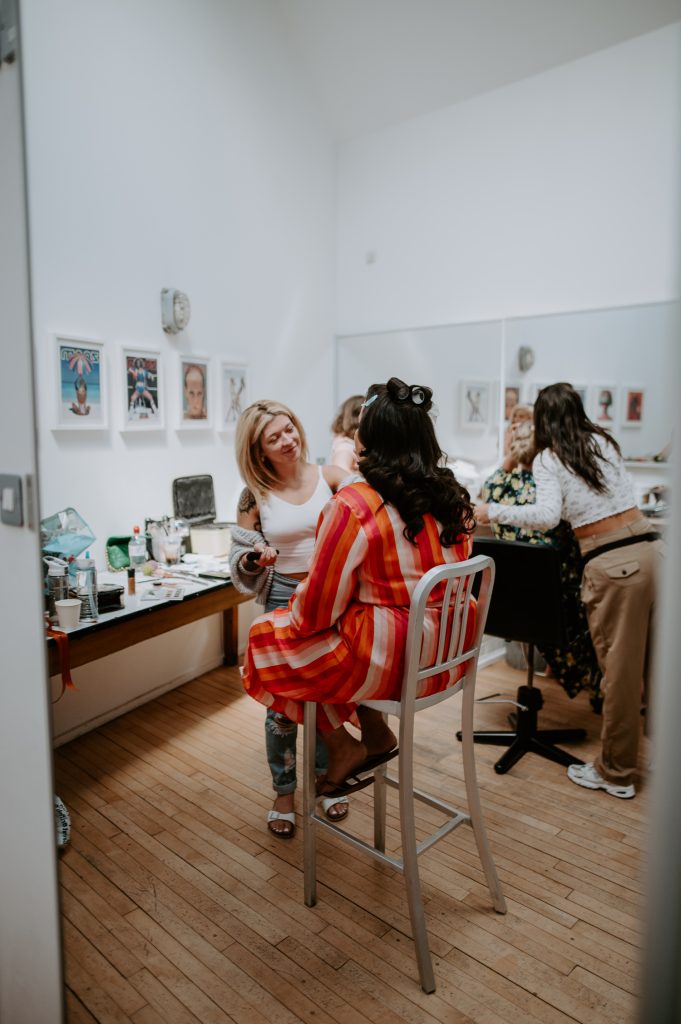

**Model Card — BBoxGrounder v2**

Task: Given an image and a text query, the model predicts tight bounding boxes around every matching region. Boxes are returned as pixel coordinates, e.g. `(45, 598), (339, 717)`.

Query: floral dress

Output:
(480, 467), (601, 707)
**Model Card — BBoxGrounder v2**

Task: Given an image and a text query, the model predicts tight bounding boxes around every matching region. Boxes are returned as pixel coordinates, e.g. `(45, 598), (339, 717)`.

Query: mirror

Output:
(336, 299), (677, 497)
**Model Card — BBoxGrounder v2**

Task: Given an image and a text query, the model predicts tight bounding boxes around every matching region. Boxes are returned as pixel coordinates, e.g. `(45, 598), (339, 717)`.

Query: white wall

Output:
(22, 0), (337, 566)
(336, 25), (681, 335)
(20, 0), (336, 732)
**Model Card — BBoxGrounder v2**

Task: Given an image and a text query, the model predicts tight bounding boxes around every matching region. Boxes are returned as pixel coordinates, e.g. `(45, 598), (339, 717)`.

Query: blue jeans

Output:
(264, 573), (329, 794)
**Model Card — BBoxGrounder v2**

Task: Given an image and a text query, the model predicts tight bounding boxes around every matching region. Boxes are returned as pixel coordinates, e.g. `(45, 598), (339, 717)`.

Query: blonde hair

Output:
(235, 400), (308, 498)
(509, 419), (537, 467)
(509, 403), (533, 426)
(331, 394), (364, 438)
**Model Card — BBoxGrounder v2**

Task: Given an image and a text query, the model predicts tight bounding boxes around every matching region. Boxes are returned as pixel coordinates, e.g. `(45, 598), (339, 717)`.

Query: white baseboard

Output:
(52, 653), (225, 747)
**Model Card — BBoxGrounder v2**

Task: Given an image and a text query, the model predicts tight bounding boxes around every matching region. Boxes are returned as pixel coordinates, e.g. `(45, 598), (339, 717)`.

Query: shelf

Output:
(624, 460), (670, 470)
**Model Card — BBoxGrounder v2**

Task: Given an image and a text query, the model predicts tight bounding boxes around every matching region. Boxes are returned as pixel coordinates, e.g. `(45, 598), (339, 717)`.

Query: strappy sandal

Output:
(320, 795), (349, 821)
(266, 809), (296, 838)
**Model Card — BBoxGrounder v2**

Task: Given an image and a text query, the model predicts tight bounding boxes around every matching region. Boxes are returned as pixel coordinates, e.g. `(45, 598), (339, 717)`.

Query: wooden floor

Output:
(54, 658), (650, 1024)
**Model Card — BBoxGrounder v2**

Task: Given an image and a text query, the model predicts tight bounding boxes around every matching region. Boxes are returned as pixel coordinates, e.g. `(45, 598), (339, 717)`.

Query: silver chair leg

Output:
(303, 702), (317, 907)
(373, 712), (389, 852)
(373, 764), (387, 852)
(399, 717), (436, 993)
(461, 681), (507, 914)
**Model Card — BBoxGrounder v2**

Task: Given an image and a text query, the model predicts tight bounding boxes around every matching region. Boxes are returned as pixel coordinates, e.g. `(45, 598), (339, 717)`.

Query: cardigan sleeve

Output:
(288, 495), (367, 637)
(229, 524), (274, 604)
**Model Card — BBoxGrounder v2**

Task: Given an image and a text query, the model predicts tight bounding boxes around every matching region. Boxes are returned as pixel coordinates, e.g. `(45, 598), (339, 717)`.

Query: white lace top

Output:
(487, 437), (636, 531)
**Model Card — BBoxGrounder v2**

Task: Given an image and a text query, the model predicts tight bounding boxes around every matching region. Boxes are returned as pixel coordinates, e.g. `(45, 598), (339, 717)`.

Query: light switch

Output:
(0, 474), (23, 526)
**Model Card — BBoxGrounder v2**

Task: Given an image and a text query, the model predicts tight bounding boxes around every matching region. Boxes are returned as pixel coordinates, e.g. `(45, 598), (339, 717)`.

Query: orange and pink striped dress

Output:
(242, 481), (473, 730)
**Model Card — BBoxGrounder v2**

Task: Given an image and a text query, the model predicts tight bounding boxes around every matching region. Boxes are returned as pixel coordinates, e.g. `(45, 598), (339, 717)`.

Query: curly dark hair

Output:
(357, 377), (474, 545)
(534, 382), (621, 493)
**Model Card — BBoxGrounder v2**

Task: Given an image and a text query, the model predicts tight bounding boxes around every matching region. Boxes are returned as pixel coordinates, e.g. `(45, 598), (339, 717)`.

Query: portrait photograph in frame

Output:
(123, 348), (163, 429)
(459, 380), (491, 429)
(179, 356), (211, 428)
(591, 384), (618, 426)
(524, 381), (549, 405)
(220, 362), (248, 431)
(621, 386), (644, 428)
(54, 335), (107, 429)
(503, 382), (522, 422)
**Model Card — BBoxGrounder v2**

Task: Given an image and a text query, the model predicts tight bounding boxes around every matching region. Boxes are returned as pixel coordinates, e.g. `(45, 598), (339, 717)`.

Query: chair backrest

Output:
(472, 536), (567, 648)
(363, 555), (494, 718)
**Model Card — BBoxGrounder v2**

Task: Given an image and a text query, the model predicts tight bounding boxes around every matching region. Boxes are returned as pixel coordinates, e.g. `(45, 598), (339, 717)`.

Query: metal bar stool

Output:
(303, 555), (507, 993)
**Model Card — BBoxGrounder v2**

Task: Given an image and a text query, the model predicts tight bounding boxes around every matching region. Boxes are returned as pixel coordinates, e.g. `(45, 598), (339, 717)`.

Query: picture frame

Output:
(459, 380), (492, 430)
(53, 335), (107, 429)
(621, 386), (644, 428)
(503, 382), (522, 422)
(219, 361), (248, 431)
(178, 356), (211, 428)
(122, 348), (163, 429)
(591, 385), (618, 426)
(524, 381), (549, 405)
(571, 383), (588, 408)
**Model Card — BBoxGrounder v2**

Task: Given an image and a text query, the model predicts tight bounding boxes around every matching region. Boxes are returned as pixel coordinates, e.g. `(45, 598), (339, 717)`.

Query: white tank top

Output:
(259, 467), (333, 574)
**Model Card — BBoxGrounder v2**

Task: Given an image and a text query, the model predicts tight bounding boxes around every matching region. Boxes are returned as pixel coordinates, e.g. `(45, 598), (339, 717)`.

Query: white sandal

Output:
(320, 795), (349, 821)
(266, 809), (296, 838)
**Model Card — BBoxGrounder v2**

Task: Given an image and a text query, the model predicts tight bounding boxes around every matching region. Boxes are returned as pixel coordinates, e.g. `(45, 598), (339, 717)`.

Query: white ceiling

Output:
(278, 0), (681, 140)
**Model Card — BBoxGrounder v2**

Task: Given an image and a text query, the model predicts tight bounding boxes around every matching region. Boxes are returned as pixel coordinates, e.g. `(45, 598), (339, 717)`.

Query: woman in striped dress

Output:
(242, 377), (475, 795)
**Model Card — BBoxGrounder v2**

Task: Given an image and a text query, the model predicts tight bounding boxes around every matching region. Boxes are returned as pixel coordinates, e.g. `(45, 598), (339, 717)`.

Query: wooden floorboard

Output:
(55, 658), (650, 1023)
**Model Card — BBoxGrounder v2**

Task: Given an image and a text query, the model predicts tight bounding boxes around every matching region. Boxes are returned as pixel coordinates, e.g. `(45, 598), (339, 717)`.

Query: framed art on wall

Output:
(219, 362), (248, 431)
(591, 385), (618, 426)
(621, 386), (644, 427)
(53, 335), (107, 429)
(503, 382), (521, 422)
(123, 348), (163, 429)
(459, 380), (491, 429)
(178, 356), (211, 428)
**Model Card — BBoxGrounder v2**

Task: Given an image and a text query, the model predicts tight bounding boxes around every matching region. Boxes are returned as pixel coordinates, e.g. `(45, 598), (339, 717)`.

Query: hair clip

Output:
(361, 393), (378, 410)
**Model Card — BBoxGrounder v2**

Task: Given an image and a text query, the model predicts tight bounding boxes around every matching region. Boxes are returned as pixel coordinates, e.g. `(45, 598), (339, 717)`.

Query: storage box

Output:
(189, 524), (233, 557)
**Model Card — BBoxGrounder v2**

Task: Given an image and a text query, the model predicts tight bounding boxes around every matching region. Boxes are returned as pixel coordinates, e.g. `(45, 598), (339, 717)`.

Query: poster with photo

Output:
(179, 356), (211, 427)
(459, 380), (491, 429)
(54, 336), (106, 428)
(123, 349), (163, 429)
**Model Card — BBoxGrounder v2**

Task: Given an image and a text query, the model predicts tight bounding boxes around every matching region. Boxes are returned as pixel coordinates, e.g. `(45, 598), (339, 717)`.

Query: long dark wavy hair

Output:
(357, 378), (474, 545)
(534, 382), (621, 493)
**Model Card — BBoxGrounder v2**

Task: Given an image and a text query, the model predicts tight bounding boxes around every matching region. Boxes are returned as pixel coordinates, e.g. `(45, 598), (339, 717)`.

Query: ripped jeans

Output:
(265, 573), (329, 794)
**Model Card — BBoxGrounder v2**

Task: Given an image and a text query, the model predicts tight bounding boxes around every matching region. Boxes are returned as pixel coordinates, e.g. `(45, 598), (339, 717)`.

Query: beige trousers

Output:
(579, 518), (665, 786)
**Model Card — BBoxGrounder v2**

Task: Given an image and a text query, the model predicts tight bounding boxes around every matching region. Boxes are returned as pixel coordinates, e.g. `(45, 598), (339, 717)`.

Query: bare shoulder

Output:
(322, 463), (351, 492)
(237, 487), (260, 529)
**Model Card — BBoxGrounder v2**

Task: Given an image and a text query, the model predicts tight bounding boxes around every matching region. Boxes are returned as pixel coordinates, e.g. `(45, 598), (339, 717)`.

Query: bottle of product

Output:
(75, 552), (98, 622)
(128, 525), (147, 569)
(44, 556), (69, 623)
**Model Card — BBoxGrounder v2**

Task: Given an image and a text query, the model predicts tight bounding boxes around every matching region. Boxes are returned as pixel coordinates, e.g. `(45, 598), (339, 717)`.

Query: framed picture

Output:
(621, 386), (644, 428)
(524, 381), (549, 405)
(178, 356), (211, 428)
(503, 382), (522, 422)
(53, 335), (107, 428)
(219, 362), (248, 431)
(459, 380), (492, 429)
(571, 383), (588, 408)
(591, 385), (618, 426)
(122, 348), (163, 429)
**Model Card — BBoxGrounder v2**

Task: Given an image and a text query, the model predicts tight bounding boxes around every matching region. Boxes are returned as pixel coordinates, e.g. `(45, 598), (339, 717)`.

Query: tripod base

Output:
(457, 685), (586, 775)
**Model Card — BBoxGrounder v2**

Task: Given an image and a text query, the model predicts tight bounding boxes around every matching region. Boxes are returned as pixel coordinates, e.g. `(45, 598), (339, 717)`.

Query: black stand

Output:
(457, 643), (586, 775)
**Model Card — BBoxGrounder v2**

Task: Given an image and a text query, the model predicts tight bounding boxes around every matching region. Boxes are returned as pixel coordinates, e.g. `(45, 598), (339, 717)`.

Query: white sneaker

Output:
(567, 762), (635, 799)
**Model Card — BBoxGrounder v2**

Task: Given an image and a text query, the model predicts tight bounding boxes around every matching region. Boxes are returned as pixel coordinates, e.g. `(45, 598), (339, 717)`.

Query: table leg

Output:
(223, 608), (239, 665)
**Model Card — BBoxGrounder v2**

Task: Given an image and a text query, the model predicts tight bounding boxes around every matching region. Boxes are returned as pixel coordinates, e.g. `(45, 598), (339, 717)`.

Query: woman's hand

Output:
(243, 544), (278, 571)
(474, 502), (491, 525)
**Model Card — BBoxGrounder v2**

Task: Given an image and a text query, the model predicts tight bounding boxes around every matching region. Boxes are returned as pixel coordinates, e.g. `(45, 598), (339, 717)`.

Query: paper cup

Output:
(55, 599), (82, 630)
